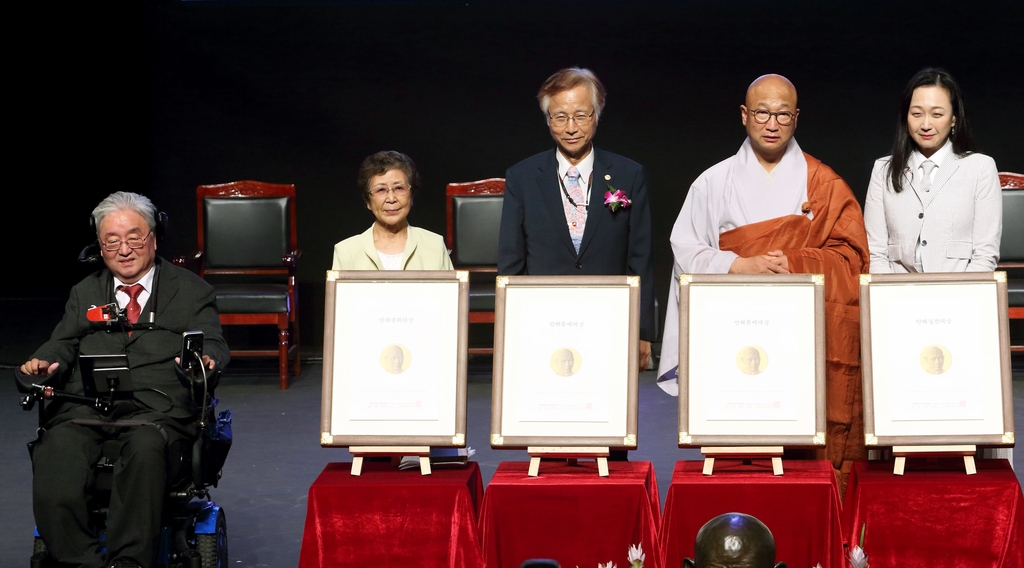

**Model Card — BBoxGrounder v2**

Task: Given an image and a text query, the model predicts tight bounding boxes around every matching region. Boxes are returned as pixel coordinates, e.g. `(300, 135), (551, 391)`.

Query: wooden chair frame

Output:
(998, 173), (1024, 351)
(178, 181), (300, 388)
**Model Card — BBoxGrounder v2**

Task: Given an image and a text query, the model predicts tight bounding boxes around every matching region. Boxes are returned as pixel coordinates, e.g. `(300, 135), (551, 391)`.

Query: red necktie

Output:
(118, 284), (144, 333)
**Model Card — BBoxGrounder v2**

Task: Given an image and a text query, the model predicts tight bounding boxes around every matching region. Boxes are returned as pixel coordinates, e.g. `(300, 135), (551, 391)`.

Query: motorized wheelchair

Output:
(15, 352), (232, 568)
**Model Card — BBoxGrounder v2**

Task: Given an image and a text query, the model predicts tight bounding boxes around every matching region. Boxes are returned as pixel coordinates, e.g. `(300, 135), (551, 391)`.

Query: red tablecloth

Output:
(659, 459), (843, 568)
(479, 460), (662, 568)
(299, 461), (485, 568)
(842, 458), (1024, 567)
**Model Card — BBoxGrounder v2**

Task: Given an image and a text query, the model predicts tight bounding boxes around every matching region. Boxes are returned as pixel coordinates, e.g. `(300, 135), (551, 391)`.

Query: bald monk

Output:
(684, 513), (787, 568)
(658, 74), (869, 487)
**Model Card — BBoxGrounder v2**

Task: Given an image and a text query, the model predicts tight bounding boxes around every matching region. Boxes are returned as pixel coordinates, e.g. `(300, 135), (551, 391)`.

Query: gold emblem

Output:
(321, 432), (333, 445)
(623, 434), (636, 446)
(679, 432), (692, 444)
(452, 433), (465, 445)
(604, 174), (611, 180)
(491, 434), (504, 445)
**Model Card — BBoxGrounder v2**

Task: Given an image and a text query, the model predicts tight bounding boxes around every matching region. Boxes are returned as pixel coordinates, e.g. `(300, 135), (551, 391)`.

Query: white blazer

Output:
(864, 152), (1001, 273)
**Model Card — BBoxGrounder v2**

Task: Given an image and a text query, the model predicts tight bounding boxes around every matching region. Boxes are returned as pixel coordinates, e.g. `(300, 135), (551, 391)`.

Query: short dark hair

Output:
(357, 151), (421, 205)
(888, 68), (973, 193)
(537, 67), (606, 121)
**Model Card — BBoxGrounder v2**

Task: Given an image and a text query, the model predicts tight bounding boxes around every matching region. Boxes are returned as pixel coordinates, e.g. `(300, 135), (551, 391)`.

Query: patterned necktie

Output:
(117, 284), (143, 334)
(920, 159), (937, 192)
(563, 166), (586, 253)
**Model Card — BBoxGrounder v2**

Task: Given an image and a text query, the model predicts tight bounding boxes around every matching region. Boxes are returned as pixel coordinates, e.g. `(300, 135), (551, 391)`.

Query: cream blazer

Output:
(864, 152), (1001, 273)
(332, 225), (454, 270)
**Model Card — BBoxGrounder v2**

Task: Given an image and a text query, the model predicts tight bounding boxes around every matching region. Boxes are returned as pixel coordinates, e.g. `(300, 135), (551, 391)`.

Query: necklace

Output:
(558, 170), (593, 209)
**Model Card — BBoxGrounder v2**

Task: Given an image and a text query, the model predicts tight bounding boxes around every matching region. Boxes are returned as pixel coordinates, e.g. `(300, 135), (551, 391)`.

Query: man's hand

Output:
(639, 340), (652, 373)
(174, 356), (218, 371)
(20, 359), (59, 376)
(728, 252), (790, 274)
(765, 250), (790, 272)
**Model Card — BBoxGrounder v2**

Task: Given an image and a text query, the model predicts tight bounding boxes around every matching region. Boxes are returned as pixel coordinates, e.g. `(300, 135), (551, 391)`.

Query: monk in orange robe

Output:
(657, 74), (868, 489)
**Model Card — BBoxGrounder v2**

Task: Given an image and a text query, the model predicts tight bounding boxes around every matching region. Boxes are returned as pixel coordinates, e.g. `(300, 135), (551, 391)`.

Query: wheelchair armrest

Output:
(13, 367), (60, 394)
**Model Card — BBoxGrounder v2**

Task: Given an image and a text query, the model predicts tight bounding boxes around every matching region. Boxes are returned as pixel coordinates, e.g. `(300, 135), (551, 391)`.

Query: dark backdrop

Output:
(8, 0), (1022, 352)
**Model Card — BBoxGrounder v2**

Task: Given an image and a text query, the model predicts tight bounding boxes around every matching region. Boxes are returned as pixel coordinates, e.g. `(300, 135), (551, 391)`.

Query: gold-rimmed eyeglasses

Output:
(748, 108), (798, 126)
(368, 184), (411, 199)
(102, 232), (152, 252)
(548, 110), (595, 128)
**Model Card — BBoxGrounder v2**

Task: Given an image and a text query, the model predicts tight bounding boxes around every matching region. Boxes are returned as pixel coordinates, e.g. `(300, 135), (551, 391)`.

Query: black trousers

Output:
(32, 409), (193, 568)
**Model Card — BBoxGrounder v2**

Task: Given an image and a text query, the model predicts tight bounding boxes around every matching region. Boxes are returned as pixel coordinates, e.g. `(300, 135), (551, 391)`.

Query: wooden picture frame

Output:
(320, 270), (469, 448)
(490, 275), (640, 449)
(860, 272), (1014, 447)
(677, 274), (827, 447)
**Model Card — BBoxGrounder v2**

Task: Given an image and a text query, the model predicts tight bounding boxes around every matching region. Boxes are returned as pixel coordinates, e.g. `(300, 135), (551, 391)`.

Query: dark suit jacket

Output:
(32, 258), (229, 423)
(499, 147), (656, 340)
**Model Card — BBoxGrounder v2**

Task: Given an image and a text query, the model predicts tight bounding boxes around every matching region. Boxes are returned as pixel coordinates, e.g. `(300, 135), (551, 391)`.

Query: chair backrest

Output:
(446, 178), (505, 266)
(999, 172), (1024, 190)
(196, 181), (297, 273)
(1001, 186), (1024, 263)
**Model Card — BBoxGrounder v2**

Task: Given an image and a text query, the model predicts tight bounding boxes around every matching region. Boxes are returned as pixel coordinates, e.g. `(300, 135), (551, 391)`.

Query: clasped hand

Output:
(728, 250), (790, 274)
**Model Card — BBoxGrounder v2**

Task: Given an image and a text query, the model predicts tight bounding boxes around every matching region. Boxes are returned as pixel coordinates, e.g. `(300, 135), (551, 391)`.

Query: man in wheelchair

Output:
(18, 192), (229, 568)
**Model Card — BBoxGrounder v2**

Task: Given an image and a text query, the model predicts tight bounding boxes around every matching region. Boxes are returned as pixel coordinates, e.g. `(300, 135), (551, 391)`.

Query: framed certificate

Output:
(491, 275), (640, 448)
(860, 272), (1013, 446)
(320, 270), (469, 447)
(677, 274), (826, 447)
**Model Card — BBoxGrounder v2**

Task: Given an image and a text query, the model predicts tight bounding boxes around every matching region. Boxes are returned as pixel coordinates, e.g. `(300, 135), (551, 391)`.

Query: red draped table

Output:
(479, 461), (662, 568)
(299, 461), (485, 568)
(842, 458), (1024, 567)
(659, 459), (843, 568)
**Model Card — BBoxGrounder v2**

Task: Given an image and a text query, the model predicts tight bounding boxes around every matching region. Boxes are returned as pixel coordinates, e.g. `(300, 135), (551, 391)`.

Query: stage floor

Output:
(2, 357), (1022, 567)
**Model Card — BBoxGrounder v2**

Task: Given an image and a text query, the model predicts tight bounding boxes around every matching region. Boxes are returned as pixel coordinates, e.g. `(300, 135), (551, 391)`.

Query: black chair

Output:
(175, 181), (300, 389)
(998, 173), (1024, 351)
(445, 178), (504, 355)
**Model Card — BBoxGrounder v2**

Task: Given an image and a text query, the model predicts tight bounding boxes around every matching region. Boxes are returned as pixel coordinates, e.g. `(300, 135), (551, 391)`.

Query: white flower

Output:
(597, 563), (618, 568)
(627, 543), (645, 567)
(848, 545), (869, 568)
(812, 564), (823, 568)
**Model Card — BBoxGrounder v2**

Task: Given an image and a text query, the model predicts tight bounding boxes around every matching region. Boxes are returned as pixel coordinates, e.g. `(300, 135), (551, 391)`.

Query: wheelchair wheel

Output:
(31, 537), (50, 568)
(196, 508), (227, 568)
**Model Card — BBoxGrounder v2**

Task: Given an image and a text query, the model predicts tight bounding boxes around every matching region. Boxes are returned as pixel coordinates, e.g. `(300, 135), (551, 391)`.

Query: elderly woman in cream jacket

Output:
(333, 151), (454, 271)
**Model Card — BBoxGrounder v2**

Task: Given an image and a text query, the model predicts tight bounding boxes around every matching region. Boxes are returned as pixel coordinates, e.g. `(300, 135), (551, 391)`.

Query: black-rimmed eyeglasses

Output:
(748, 108), (798, 126)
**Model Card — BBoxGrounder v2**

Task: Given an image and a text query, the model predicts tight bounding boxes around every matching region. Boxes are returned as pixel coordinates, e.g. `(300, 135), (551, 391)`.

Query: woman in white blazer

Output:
(332, 151), (454, 271)
(864, 68), (1001, 273)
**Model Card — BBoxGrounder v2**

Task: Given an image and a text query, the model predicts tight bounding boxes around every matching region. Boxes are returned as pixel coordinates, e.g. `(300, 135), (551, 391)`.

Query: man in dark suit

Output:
(20, 191), (229, 568)
(499, 67), (655, 371)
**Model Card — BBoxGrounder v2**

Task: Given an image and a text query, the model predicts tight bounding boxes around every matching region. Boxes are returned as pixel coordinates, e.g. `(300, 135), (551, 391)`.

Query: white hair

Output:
(91, 192), (158, 237)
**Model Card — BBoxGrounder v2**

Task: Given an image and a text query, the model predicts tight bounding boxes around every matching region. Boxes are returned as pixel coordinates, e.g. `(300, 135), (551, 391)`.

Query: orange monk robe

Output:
(718, 153), (869, 471)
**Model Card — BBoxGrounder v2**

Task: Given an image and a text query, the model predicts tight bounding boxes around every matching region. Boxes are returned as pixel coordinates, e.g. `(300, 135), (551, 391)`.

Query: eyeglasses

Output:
(548, 110), (595, 128)
(102, 232), (152, 252)
(368, 184), (411, 198)
(748, 108), (798, 126)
